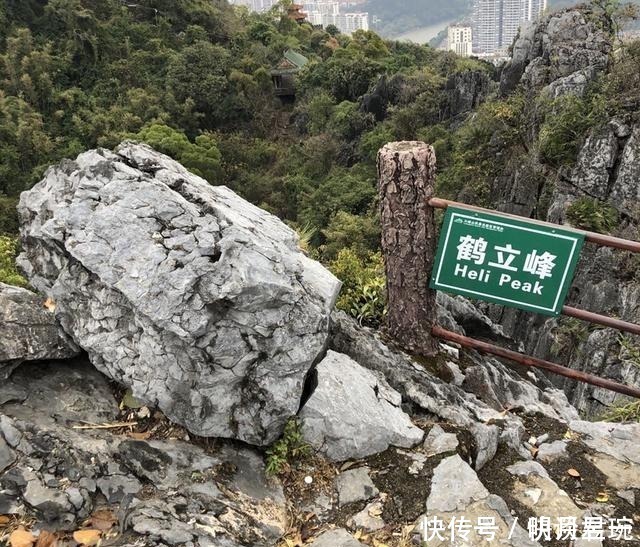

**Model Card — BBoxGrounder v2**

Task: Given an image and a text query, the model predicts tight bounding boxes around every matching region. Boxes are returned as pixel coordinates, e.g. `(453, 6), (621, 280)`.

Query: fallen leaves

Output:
(596, 492), (610, 503)
(9, 528), (35, 547)
(73, 529), (102, 546)
(34, 531), (57, 547)
(43, 298), (56, 312)
(567, 468), (581, 478)
(86, 509), (117, 532)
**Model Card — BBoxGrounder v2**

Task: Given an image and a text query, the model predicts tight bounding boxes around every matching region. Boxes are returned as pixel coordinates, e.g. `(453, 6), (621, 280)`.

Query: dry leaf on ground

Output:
(35, 530), (57, 547)
(87, 509), (117, 532)
(73, 529), (102, 546)
(9, 527), (36, 547)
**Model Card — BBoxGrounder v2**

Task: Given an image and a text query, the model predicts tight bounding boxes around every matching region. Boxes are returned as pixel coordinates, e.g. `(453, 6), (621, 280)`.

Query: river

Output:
(391, 19), (457, 44)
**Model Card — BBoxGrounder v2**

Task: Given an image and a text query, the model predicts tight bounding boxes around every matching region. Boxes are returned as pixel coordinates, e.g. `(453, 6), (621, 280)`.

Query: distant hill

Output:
(366, 0), (472, 38)
(369, 0), (637, 39)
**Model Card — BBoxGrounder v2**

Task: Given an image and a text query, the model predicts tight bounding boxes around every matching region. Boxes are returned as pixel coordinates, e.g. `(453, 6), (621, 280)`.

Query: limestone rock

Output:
(442, 70), (492, 119)
(423, 455), (539, 547)
(423, 425), (458, 457)
(500, 9), (611, 96)
(427, 455), (489, 512)
(347, 501), (385, 532)
(336, 467), (379, 506)
(536, 440), (568, 464)
(0, 361), (287, 545)
(0, 437), (15, 473)
(506, 461), (583, 520)
(329, 310), (578, 469)
(0, 283), (78, 379)
(300, 351), (424, 461)
(17, 143), (341, 445)
(312, 529), (365, 547)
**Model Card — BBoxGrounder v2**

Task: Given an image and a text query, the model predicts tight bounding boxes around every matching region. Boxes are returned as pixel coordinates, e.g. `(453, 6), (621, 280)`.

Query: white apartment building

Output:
(335, 12), (369, 33)
(473, 0), (546, 54)
(303, 1), (368, 34)
(228, 0), (278, 12)
(448, 25), (473, 57)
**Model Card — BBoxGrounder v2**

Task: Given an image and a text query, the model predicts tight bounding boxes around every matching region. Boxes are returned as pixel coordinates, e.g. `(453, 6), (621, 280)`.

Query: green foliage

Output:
(538, 93), (607, 168)
(0, 236), (28, 288)
(359, 123), (397, 162)
(329, 248), (386, 327)
(265, 418), (311, 475)
(603, 400), (640, 422)
(551, 317), (591, 357)
(0, 196), (19, 235)
(305, 92), (335, 134)
(618, 335), (640, 368)
(321, 210), (380, 261)
(566, 197), (618, 233)
(299, 167), (377, 237)
(435, 93), (533, 204)
(135, 124), (221, 182)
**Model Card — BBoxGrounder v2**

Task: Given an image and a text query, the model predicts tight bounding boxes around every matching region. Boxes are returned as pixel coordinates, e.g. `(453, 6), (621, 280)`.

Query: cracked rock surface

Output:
(299, 350), (424, 461)
(0, 283), (78, 380)
(0, 359), (286, 546)
(17, 142), (341, 445)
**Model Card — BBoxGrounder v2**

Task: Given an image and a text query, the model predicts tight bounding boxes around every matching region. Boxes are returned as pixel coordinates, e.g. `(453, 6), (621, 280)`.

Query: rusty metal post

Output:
(378, 141), (439, 357)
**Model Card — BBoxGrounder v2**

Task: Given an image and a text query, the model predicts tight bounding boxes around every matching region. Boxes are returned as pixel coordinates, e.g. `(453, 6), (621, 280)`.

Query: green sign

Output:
(430, 207), (585, 316)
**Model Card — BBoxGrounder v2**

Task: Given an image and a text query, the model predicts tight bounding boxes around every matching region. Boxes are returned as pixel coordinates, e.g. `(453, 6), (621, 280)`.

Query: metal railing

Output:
(428, 197), (640, 399)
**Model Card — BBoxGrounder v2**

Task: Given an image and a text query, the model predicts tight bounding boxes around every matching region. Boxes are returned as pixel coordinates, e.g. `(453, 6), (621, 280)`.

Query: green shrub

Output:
(538, 93), (606, 168)
(265, 418), (311, 475)
(0, 235), (28, 288)
(618, 335), (640, 368)
(321, 210), (380, 262)
(0, 196), (19, 235)
(603, 400), (640, 423)
(550, 317), (592, 358)
(566, 197), (618, 233)
(329, 248), (386, 327)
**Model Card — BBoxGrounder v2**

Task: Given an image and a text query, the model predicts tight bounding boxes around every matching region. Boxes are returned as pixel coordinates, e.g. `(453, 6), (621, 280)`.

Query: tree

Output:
(166, 41), (231, 125)
(325, 24), (339, 37)
(136, 124), (222, 182)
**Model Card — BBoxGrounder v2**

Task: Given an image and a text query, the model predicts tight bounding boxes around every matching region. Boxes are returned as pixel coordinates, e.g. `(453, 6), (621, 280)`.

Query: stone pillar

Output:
(378, 141), (439, 357)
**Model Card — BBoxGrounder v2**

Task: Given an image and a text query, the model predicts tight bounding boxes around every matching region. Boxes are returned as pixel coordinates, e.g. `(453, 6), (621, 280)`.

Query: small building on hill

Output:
(271, 49), (309, 100)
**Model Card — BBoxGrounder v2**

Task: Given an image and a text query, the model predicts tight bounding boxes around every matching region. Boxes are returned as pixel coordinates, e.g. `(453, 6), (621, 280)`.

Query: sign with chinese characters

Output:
(430, 207), (585, 316)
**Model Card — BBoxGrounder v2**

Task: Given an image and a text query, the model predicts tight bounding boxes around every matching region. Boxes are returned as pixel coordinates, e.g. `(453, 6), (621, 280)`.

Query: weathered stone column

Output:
(378, 141), (439, 357)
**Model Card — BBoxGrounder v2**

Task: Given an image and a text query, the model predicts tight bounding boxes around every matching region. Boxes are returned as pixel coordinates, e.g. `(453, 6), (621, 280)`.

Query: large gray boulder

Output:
(17, 142), (341, 445)
(299, 350), (424, 461)
(0, 283), (78, 379)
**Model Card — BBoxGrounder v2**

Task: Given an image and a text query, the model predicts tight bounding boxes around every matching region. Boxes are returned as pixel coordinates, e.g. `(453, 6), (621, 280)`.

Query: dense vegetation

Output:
(2, 0), (639, 328)
(0, 0), (491, 313)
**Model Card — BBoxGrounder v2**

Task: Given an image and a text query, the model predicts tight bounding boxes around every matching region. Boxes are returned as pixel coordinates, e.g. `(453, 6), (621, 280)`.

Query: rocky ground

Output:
(0, 314), (638, 546)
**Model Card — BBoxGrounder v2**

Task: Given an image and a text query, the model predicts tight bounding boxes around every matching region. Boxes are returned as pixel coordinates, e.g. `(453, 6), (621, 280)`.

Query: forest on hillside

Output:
(0, 0), (494, 322)
(1, 0), (639, 327)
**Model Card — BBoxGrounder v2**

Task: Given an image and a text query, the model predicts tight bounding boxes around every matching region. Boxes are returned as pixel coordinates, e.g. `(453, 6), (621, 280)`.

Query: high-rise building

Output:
(473, 0), (546, 55)
(448, 26), (473, 57)
(228, 0), (278, 12)
(302, 1), (368, 34)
